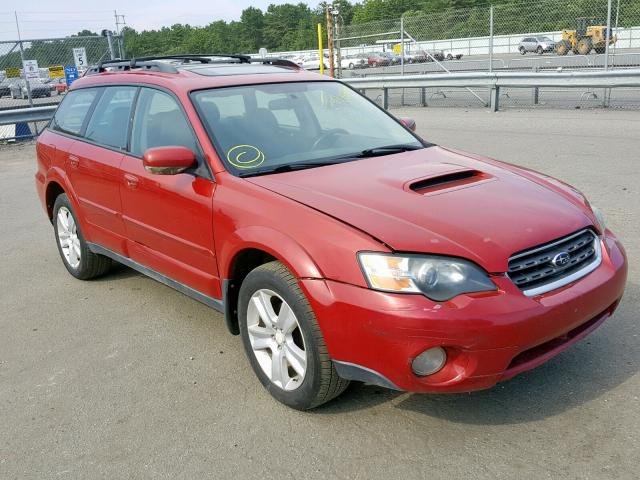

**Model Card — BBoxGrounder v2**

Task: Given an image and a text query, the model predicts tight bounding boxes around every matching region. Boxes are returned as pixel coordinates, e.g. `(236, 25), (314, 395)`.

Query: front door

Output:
(119, 87), (220, 299)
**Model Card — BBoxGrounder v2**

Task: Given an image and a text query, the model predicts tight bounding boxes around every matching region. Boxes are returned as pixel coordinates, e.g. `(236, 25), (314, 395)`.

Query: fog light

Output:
(412, 347), (447, 376)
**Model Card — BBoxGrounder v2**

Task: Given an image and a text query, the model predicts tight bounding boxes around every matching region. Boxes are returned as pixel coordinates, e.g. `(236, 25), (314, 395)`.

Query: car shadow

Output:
(91, 262), (143, 282)
(315, 281), (639, 424)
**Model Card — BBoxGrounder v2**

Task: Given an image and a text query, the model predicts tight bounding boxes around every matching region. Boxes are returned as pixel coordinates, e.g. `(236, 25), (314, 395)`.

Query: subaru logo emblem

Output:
(552, 252), (571, 267)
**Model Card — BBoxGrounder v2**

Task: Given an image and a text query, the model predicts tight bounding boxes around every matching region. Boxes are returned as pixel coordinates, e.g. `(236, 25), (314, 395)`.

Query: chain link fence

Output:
(327, 0), (640, 79)
(0, 35), (121, 139)
(324, 0), (640, 109)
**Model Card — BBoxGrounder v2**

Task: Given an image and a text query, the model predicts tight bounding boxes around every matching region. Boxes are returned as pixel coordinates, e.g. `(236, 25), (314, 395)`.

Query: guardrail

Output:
(0, 105), (57, 126)
(1, 69), (640, 139)
(342, 69), (640, 111)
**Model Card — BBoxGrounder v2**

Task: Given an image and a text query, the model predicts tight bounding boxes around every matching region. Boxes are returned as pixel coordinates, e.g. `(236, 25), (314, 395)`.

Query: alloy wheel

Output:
(56, 206), (81, 268)
(246, 289), (307, 391)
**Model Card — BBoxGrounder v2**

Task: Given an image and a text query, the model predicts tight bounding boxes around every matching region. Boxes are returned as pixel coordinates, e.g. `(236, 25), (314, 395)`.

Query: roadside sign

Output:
(64, 65), (79, 86)
(393, 43), (402, 54)
(73, 47), (87, 69)
(6, 67), (20, 78)
(49, 65), (65, 78)
(259, 47), (268, 59)
(23, 60), (39, 82)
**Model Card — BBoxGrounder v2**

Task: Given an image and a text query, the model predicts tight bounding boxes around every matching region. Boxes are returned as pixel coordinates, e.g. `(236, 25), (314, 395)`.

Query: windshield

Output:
(192, 81), (424, 176)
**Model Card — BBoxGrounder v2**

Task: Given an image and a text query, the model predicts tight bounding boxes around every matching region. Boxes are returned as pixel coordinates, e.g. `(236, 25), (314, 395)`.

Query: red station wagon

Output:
(35, 54), (627, 410)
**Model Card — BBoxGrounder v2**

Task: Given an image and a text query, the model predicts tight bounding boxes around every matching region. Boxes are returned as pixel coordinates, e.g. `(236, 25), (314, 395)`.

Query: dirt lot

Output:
(1, 108), (638, 479)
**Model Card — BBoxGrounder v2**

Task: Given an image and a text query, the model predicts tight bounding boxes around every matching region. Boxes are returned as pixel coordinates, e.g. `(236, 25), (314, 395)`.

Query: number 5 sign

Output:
(73, 47), (87, 69)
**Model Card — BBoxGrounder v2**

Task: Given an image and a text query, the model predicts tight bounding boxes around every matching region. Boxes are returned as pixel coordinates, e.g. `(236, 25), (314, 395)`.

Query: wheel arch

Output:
(220, 226), (324, 335)
(44, 168), (83, 228)
(45, 180), (66, 220)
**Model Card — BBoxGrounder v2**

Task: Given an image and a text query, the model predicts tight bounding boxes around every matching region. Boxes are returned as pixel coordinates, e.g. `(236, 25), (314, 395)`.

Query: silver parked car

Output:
(518, 36), (556, 55)
(9, 80), (52, 99)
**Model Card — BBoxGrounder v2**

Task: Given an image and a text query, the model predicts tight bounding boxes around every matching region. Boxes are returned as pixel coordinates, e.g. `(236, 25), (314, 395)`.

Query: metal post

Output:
(603, 0), (613, 107)
(14, 12), (33, 108)
(604, 0), (612, 71)
(106, 30), (116, 60)
(317, 23), (324, 76)
(400, 13), (405, 76)
(489, 5), (494, 73)
(491, 87), (500, 112)
(532, 87), (539, 105)
(420, 87), (427, 107)
(382, 88), (389, 110)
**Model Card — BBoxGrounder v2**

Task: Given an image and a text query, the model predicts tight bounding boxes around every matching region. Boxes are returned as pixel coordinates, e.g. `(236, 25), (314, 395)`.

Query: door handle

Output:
(68, 155), (79, 168)
(124, 173), (139, 189)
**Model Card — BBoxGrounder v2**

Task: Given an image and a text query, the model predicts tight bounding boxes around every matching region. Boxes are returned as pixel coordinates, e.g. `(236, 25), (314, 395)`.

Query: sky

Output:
(0, 1), (323, 41)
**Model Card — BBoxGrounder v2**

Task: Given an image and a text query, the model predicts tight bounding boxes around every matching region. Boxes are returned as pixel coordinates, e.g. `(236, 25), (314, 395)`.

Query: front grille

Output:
(508, 229), (601, 296)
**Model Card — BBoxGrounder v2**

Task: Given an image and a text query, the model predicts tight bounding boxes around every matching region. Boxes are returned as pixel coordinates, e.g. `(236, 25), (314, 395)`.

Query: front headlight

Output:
(358, 252), (497, 301)
(592, 206), (606, 232)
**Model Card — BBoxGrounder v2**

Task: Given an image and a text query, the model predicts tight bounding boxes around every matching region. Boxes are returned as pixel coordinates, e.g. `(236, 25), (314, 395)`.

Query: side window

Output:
(51, 88), (99, 136)
(84, 86), (137, 149)
(130, 88), (197, 157)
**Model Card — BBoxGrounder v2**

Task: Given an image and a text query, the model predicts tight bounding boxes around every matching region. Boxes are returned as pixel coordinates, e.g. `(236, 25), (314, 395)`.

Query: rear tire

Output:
(53, 194), (112, 280)
(238, 261), (349, 410)
(537, 46), (544, 55)
(519, 46), (526, 55)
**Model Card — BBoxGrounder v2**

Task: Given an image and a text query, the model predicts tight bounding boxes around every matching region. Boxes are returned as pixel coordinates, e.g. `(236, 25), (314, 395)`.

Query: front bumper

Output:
(301, 232), (627, 393)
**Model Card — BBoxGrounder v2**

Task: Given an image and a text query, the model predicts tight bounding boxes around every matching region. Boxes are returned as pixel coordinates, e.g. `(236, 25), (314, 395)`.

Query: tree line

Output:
(121, 0), (640, 56)
(2, 0), (639, 69)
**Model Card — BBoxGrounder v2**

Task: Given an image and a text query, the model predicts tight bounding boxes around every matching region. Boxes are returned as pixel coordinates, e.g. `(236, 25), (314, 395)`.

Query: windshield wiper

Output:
(238, 160), (347, 177)
(237, 144), (424, 178)
(357, 144), (424, 157)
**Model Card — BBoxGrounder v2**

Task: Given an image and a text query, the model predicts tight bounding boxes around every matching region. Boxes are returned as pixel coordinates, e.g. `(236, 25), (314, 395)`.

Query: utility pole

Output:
(334, 12), (342, 78)
(325, 5), (335, 77)
(114, 10), (126, 58)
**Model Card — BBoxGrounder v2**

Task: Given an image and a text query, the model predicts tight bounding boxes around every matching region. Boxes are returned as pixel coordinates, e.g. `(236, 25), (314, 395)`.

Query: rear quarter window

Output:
(51, 88), (99, 136)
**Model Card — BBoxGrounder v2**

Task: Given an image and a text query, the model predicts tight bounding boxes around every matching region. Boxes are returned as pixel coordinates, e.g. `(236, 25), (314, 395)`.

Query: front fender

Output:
(219, 225), (324, 281)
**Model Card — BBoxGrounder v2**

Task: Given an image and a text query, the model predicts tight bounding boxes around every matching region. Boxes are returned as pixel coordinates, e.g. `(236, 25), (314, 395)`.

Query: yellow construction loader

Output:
(555, 17), (616, 55)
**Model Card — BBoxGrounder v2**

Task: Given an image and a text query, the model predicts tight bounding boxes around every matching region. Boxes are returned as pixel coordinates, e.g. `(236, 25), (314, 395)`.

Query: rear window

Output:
(51, 88), (99, 135)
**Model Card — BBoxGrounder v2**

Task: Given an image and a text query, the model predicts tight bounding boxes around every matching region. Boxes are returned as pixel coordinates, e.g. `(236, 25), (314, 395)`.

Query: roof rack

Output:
(85, 54), (302, 76)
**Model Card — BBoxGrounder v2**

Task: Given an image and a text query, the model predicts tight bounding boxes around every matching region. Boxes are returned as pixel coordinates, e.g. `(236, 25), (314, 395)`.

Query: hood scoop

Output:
(408, 168), (491, 196)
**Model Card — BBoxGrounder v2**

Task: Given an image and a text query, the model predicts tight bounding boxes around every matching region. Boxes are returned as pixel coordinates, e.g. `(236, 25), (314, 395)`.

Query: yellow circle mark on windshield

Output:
(226, 144), (265, 169)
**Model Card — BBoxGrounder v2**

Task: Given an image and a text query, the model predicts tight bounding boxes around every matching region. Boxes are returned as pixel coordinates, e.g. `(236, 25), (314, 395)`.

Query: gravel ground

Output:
(0, 108), (638, 479)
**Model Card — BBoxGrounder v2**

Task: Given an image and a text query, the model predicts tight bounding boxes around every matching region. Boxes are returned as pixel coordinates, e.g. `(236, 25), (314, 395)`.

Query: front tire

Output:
(238, 261), (349, 410)
(537, 46), (544, 55)
(53, 194), (111, 280)
(519, 46), (526, 55)
(556, 40), (571, 56)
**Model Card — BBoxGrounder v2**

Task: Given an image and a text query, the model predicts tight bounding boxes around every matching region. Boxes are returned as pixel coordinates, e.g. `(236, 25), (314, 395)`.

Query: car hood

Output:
(247, 146), (594, 272)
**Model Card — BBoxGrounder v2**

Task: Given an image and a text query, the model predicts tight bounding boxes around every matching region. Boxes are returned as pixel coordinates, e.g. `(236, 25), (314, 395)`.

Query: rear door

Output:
(119, 87), (220, 299)
(66, 86), (137, 253)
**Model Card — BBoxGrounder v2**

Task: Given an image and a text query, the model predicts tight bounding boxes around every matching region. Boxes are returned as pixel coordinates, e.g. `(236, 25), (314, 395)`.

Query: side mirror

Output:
(142, 146), (195, 175)
(399, 117), (416, 132)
